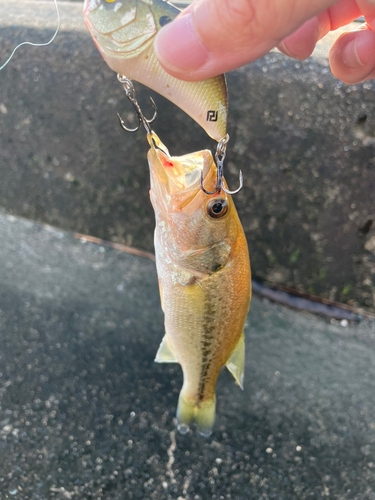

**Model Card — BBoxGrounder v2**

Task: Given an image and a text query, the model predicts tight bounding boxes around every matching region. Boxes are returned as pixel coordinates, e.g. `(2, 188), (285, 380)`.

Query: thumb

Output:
(154, 0), (337, 81)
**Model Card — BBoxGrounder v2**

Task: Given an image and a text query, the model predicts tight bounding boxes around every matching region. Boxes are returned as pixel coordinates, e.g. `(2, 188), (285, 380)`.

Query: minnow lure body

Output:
(83, 0), (228, 141)
(148, 132), (251, 436)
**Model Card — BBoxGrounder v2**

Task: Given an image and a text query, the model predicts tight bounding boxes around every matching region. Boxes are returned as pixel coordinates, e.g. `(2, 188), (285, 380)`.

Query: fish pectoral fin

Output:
(154, 335), (178, 363)
(181, 241), (231, 276)
(175, 268), (196, 286)
(225, 332), (245, 390)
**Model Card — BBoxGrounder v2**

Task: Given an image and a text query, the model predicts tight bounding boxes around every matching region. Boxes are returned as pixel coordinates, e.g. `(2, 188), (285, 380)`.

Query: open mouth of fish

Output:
(83, 0), (157, 57)
(148, 132), (216, 204)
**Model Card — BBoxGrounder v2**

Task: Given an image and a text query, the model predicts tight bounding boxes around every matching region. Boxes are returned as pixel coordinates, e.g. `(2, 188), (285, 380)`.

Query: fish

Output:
(83, 0), (228, 141)
(147, 131), (251, 436)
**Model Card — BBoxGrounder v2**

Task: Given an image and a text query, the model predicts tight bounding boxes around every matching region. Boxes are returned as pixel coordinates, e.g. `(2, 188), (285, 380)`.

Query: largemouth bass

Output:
(148, 132), (251, 436)
(83, 0), (228, 141)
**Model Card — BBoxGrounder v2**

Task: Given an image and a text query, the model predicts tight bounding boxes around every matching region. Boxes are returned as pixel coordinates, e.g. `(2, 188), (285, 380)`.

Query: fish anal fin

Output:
(225, 332), (245, 389)
(154, 335), (178, 363)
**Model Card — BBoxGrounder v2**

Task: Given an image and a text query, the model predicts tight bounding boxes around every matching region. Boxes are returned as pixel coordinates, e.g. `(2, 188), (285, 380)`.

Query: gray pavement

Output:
(1, 212), (375, 499)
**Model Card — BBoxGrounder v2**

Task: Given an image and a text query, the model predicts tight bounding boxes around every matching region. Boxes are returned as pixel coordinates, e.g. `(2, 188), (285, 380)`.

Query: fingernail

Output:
(277, 16), (320, 60)
(154, 13), (209, 73)
(277, 41), (294, 58)
(342, 38), (364, 68)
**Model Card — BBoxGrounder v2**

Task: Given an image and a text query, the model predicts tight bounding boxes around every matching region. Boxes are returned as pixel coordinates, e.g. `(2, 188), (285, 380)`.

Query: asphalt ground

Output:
(1, 212), (375, 499)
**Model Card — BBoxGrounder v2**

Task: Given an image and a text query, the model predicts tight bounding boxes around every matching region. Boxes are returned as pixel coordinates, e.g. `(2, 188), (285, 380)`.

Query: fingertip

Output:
(330, 29), (375, 84)
(278, 16), (321, 60)
(154, 13), (209, 79)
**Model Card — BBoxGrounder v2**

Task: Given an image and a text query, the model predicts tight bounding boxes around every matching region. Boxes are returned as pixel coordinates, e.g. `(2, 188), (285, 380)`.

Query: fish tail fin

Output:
(176, 392), (196, 435)
(176, 391), (216, 438)
(194, 396), (216, 438)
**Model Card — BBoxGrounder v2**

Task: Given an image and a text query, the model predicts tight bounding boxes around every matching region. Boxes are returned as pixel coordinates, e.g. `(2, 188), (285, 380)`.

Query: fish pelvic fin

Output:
(154, 335), (178, 363)
(176, 392), (216, 438)
(225, 331), (245, 390)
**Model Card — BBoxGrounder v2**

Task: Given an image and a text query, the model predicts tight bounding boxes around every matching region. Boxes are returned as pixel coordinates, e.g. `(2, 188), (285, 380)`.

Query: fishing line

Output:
(0, 0), (60, 72)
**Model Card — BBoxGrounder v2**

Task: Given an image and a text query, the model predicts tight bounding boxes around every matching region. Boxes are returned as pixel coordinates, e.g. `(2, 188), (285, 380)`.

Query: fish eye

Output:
(159, 16), (172, 27)
(207, 198), (228, 219)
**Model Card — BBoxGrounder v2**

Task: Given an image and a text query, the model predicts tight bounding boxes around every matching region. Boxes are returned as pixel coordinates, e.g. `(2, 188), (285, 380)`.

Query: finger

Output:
(277, 0), (361, 60)
(355, 0), (375, 23)
(277, 13), (331, 60)
(329, 26), (375, 83)
(334, 0), (375, 83)
(154, 0), (339, 81)
(327, 0), (362, 29)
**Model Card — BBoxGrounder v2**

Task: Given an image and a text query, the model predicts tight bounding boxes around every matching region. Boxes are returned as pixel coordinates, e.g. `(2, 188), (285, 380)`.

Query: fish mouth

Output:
(83, 0), (156, 58)
(147, 133), (216, 204)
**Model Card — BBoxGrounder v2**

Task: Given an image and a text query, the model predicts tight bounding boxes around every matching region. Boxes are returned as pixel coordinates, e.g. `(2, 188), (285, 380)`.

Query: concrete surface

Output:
(0, 2), (374, 311)
(1, 212), (375, 499)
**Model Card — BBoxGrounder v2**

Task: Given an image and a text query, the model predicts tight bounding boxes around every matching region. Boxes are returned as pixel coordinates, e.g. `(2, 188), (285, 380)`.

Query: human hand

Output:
(154, 0), (375, 85)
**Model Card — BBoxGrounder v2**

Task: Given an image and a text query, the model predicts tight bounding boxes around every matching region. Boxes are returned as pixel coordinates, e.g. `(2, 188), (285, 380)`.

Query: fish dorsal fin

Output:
(225, 332), (245, 389)
(154, 335), (178, 363)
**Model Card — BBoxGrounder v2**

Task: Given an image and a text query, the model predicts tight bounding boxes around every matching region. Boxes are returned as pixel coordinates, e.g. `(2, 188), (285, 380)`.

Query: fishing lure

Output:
(83, 0), (227, 142)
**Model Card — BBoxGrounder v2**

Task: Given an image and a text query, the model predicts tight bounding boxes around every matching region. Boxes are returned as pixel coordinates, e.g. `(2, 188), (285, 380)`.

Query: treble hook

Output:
(200, 134), (243, 196)
(117, 74), (157, 134)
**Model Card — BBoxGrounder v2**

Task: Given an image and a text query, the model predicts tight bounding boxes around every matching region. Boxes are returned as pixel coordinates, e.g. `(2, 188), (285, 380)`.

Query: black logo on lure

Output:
(206, 110), (218, 122)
